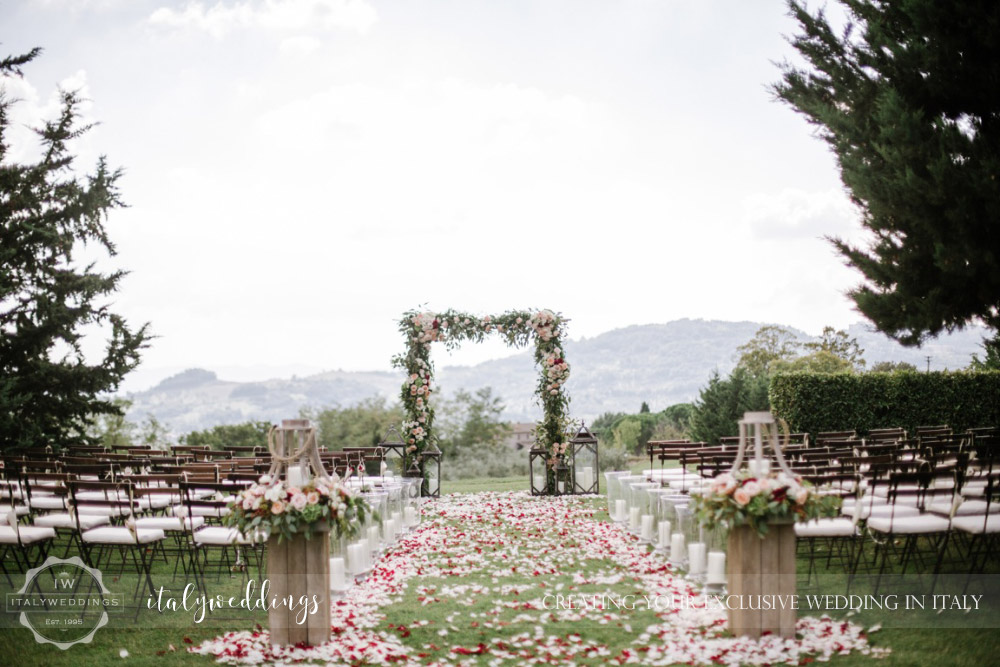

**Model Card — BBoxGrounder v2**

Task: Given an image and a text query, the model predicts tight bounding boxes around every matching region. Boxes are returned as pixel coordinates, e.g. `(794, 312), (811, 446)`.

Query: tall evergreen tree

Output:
(1, 48), (149, 451)
(774, 1), (1000, 345)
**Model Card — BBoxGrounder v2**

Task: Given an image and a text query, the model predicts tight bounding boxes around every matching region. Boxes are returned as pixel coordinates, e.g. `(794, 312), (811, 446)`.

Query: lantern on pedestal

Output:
(422, 438), (442, 498)
(378, 425), (407, 478)
(569, 423), (599, 494)
(404, 456), (423, 484)
(265, 419), (331, 647)
(555, 455), (571, 495)
(529, 447), (549, 496)
(726, 411), (796, 639)
(364, 447), (384, 479)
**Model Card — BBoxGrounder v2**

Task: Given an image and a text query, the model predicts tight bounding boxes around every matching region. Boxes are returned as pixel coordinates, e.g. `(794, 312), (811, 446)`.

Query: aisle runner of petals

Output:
(192, 492), (888, 665)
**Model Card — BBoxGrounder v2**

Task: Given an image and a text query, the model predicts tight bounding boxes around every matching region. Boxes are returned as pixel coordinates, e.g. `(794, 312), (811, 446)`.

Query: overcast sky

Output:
(2, 0), (869, 390)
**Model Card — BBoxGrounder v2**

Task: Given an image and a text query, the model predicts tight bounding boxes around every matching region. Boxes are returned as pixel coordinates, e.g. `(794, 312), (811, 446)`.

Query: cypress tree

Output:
(774, 0), (1000, 345)
(1, 48), (149, 451)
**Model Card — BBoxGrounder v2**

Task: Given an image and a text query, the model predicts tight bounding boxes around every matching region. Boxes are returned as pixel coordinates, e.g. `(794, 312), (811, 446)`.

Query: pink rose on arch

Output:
(733, 488), (752, 506)
(742, 481), (762, 497)
(271, 500), (286, 515)
(291, 494), (308, 511)
(306, 492), (320, 505)
(795, 488), (810, 505)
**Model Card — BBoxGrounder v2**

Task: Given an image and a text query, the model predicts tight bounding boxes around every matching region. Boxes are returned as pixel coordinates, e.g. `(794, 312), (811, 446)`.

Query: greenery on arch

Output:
(392, 308), (571, 494)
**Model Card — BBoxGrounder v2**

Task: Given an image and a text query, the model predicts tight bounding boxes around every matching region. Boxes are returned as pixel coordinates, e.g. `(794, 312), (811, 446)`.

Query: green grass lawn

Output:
(2, 475), (998, 666)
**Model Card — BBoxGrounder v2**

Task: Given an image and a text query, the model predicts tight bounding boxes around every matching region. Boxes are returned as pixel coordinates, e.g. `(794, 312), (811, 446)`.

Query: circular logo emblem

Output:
(11, 556), (119, 649)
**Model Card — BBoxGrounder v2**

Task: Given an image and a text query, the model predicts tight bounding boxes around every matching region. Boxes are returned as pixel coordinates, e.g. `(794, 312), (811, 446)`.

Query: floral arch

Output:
(392, 308), (571, 495)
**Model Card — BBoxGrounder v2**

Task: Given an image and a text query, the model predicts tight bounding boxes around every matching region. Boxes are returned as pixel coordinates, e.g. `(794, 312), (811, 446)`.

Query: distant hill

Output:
(124, 319), (989, 434)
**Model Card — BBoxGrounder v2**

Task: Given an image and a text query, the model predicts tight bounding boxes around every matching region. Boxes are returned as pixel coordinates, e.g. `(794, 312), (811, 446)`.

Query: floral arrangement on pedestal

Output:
(224, 474), (371, 542)
(690, 471), (842, 537)
(392, 308), (572, 495)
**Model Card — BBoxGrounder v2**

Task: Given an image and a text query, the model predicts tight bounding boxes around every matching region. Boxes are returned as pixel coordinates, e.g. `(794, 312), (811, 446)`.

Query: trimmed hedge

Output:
(769, 371), (1000, 438)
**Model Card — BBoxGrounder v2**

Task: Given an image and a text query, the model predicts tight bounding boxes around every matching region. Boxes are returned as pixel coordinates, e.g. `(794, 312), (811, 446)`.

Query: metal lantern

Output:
(731, 411), (794, 478)
(404, 456), (423, 484)
(364, 447), (384, 479)
(378, 425), (407, 478)
(529, 447), (549, 496)
(268, 419), (327, 486)
(422, 438), (442, 498)
(569, 423), (599, 494)
(555, 456), (571, 495)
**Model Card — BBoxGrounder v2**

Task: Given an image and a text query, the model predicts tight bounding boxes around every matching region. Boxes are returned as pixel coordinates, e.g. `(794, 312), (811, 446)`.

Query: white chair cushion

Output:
(28, 496), (66, 510)
(76, 491), (130, 501)
(961, 481), (988, 497)
(74, 505), (127, 517)
(852, 505), (920, 521)
(867, 514), (951, 534)
(0, 505), (30, 518)
(34, 513), (111, 530)
(795, 518), (856, 537)
(192, 526), (261, 545)
(170, 504), (231, 518)
(134, 496), (174, 510)
(927, 499), (1000, 517)
(872, 484), (921, 498)
(81, 527), (165, 544)
(135, 516), (205, 532)
(0, 525), (57, 544)
(145, 493), (181, 508)
(951, 514), (1000, 535)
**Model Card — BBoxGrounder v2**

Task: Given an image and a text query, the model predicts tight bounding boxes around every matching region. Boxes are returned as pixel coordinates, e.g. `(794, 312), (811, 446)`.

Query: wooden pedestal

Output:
(726, 522), (796, 639)
(267, 526), (331, 647)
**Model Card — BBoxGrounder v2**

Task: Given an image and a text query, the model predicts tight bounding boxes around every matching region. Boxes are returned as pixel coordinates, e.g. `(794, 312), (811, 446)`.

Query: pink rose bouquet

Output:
(691, 470), (841, 537)
(224, 474), (371, 542)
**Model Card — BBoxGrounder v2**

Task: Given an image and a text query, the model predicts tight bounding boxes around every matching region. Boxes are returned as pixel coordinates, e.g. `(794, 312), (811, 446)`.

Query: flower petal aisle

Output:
(192, 492), (888, 665)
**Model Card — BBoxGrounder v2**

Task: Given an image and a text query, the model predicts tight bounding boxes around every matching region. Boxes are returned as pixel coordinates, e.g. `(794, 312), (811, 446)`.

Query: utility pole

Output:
(925, 356), (932, 372)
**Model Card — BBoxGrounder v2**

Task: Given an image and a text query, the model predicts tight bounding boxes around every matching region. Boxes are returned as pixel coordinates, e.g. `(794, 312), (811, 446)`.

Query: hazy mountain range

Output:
(123, 319), (990, 435)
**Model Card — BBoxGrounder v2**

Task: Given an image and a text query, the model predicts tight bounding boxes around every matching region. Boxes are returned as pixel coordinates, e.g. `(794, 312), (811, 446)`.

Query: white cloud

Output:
(279, 35), (323, 56)
(149, 0), (378, 38)
(744, 187), (860, 241)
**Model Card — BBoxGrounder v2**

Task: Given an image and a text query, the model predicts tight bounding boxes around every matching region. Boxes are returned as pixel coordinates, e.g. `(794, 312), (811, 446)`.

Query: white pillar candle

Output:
(347, 544), (362, 575)
(614, 499), (626, 523)
(287, 464), (306, 488)
(670, 533), (686, 564)
(657, 520), (672, 549)
(629, 506), (641, 532)
(359, 540), (371, 572)
(582, 467), (594, 491)
(404, 505), (418, 527)
(706, 550), (726, 584)
(533, 472), (545, 492)
(688, 542), (706, 575)
(329, 557), (346, 591)
(640, 514), (654, 542)
(368, 525), (381, 556)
